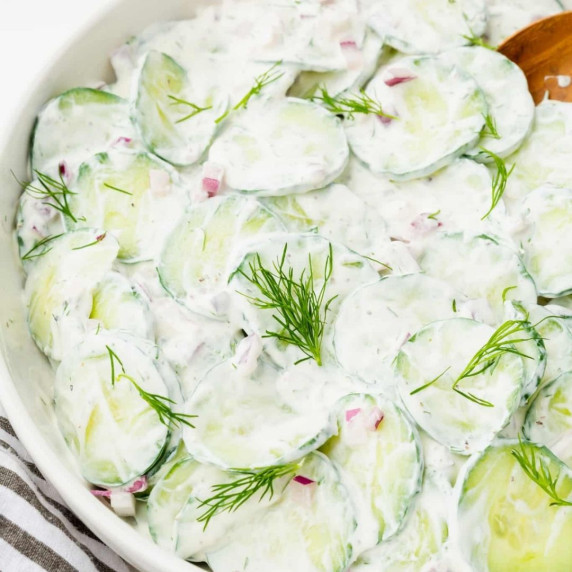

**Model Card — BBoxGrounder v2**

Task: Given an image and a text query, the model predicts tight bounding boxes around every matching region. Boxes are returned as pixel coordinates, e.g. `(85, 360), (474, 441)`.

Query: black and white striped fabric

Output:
(0, 406), (132, 572)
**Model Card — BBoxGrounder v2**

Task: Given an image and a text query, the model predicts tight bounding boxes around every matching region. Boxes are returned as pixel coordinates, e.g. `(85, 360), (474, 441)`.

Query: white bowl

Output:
(0, 1), (213, 570)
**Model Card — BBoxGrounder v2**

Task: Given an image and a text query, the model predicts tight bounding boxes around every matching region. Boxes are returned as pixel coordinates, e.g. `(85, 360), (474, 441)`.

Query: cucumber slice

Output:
(208, 98), (349, 196)
(345, 56), (487, 181)
(262, 183), (390, 265)
(334, 274), (460, 390)
(528, 305), (572, 389)
(396, 318), (524, 454)
(229, 233), (379, 368)
(90, 272), (153, 340)
(456, 440), (572, 571)
(485, 0), (564, 47)
(158, 195), (282, 315)
(321, 394), (422, 550)
(24, 230), (119, 360)
(520, 186), (572, 297)
(147, 457), (276, 560)
(31, 88), (136, 176)
(288, 31), (384, 99)
(418, 232), (537, 323)
(206, 452), (356, 572)
(442, 47), (534, 160)
(69, 149), (186, 262)
(362, 0), (487, 54)
(182, 358), (344, 470)
(352, 479), (449, 572)
(54, 333), (173, 487)
(16, 190), (65, 269)
(504, 100), (572, 203)
(524, 372), (572, 468)
(217, 0), (362, 72)
(346, 158), (506, 241)
(135, 51), (227, 167)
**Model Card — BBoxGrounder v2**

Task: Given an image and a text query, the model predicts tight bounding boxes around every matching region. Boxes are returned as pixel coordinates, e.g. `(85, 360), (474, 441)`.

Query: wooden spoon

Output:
(498, 11), (572, 104)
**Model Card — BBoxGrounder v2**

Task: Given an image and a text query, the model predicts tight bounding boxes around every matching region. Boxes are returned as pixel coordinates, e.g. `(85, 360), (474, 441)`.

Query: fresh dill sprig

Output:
(197, 463), (298, 530)
(17, 170), (80, 223)
(511, 436), (572, 507)
(117, 373), (197, 429)
(72, 233), (107, 251)
(462, 31), (497, 51)
(104, 183), (132, 196)
(106, 345), (125, 387)
(427, 210), (441, 221)
(482, 113), (501, 140)
(21, 233), (64, 261)
(105, 345), (196, 429)
(409, 367), (451, 396)
(168, 94), (213, 124)
(237, 244), (337, 366)
(480, 148), (516, 220)
(216, 62), (284, 124)
(410, 318), (536, 407)
(313, 86), (397, 121)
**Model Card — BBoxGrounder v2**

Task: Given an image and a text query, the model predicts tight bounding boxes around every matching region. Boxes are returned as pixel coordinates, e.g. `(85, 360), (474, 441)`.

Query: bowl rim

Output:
(0, 1), (202, 570)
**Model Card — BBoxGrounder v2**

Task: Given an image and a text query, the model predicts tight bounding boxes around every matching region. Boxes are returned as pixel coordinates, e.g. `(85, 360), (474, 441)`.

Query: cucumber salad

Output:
(15, 1), (572, 571)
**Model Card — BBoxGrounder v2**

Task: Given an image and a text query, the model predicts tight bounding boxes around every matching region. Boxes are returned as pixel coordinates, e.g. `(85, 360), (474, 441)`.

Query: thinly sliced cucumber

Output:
(182, 358), (349, 470)
(31, 88), (136, 176)
(229, 233), (379, 368)
(504, 100), (572, 203)
(147, 457), (276, 561)
(287, 31), (384, 99)
(262, 183), (390, 267)
(69, 150), (186, 262)
(345, 158), (506, 241)
(206, 452), (356, 572)
(217, 0), (362, 72)
(396, 318), (524, 454)
(524, 372), (572, 468)
(24, 230), (119, 360)
(115, 17), (297, 108)
(90, 272), (153, 340)
(503, 301), (547, 405)
(485, 0), (564, 47)
(442, 46), (534, 160)
(334, 274), (460, 390)
(321, 394), (422, 551)
(418, 232), (537, 323)
(352, 478), (449, 572)
(520, 186), (572, 297)
(134, 51), (227, 167)
(16, 190), (65, 269)
(456, 440), (572, 571)
(158, 195), (282, 315)
(345, 56), (486, 181)
(362, 0), (487, 54)
(527, 305), (572, 389)
(54, 333), (173, 487)
(208, 98), (349, 196)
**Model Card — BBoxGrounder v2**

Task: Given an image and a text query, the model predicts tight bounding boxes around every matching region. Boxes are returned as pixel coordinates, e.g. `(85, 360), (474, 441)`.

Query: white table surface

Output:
(0, 0), (116, 129)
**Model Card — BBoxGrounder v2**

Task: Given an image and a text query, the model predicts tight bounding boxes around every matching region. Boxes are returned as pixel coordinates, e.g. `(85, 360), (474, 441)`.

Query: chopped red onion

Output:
(377, 115), (394, 126)
(95, 233), (106, 242)
(201, 162), (225, 198)
(340, 40), (357, 49)
(91, 489), (111, 497)
(384, 68), (417, 87)
(125, 476), (148, 494)
(345, 408), (362, 423)
(410, 213), (441, 236)
(367, 407), (384, 431)
(114, 136), (132, 146)
(293, 475), (315, 486)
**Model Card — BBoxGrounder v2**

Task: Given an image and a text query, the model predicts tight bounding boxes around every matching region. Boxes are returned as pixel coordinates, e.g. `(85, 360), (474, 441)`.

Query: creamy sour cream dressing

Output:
(15, 1), (572, 571)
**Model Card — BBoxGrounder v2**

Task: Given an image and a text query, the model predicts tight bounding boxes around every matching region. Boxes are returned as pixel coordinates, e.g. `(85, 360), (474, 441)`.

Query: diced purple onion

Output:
(293, 475), (315, 486)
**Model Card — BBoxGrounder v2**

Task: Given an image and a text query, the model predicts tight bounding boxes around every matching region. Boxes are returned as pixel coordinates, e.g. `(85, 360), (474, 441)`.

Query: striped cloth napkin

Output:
(0, 405), (132, 572)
